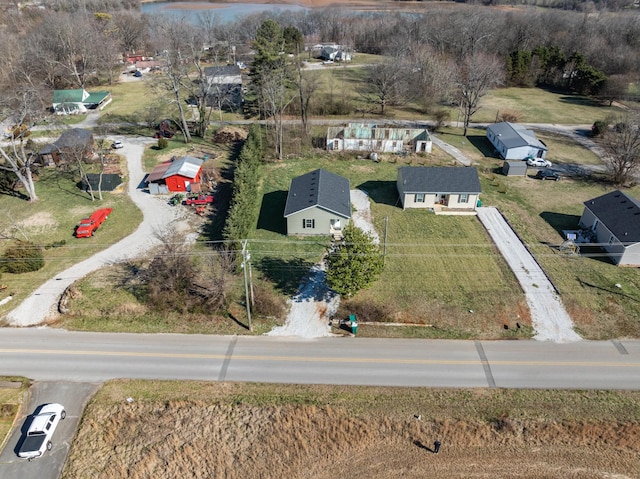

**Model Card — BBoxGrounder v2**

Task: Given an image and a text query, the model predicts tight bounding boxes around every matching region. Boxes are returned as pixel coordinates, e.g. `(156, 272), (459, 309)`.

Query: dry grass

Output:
(62, 381), (640, 479)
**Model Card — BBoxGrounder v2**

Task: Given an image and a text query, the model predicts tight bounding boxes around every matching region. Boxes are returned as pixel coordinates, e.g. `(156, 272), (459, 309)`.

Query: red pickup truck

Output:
(74, 208), (112, 238)
(184, 194), (214, 206)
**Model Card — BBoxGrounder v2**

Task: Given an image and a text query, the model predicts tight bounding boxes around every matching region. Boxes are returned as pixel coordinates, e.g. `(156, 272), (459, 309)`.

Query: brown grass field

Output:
(61, 381), (640, 479)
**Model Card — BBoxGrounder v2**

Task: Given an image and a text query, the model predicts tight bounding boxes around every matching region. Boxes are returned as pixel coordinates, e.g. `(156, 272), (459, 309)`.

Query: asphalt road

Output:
(0, 329), (638, 390)
(0, 381), (98, 479)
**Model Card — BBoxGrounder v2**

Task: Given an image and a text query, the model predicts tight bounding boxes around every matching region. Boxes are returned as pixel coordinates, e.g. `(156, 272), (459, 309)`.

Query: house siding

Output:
(486, 123), (547, 160)
(327, 124), (432, 154)
(287, 208), (350, 236)
(579, 206), (640, 266)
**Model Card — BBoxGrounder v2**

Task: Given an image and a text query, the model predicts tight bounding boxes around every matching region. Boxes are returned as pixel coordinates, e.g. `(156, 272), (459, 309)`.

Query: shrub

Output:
(591, 120), (607, 137)
(157, 137), (168, 149)
(498, 109), (521, 123)
(433, 109), (451, 131)
(0, 241), (45, 274)
(252, 283), (286, 318)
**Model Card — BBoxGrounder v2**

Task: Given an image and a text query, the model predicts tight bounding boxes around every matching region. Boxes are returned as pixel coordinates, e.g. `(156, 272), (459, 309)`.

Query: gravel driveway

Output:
(6, 138), (193, 327)
(477, 207), (581, 343)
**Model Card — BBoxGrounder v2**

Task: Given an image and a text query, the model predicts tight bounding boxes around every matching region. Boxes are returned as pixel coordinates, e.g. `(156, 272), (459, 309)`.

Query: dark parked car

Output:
(535, 169), (560, 181)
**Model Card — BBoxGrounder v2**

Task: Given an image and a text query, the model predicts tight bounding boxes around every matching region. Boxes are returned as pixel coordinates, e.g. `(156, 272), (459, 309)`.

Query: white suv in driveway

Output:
(18, 404), (66, 460)
(526, 157), (552, 167)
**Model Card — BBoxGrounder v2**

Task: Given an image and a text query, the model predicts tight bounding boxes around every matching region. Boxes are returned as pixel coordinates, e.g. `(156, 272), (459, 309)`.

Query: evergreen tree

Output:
(325, 224), (384, 298)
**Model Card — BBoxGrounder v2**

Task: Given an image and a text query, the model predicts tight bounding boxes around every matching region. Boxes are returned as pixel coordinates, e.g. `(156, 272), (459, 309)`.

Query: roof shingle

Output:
(284, 169), (351, 218)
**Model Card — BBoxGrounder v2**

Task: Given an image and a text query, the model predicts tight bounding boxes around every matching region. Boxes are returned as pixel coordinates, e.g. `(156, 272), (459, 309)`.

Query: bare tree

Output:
(455, 53), (505, 136)
(360, 62), (408, 115)
(601, 112), (640, 185)
(261, 67), (296, 160)
(0, 88), (48, 202)
(150, 18), (193, 143)
(113, 12), (148, 53)
(296, 56), (321, 134)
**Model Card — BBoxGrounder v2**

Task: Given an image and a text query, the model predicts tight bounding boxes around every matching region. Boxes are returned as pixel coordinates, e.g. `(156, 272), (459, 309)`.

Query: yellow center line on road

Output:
(0, 348), (639, 368)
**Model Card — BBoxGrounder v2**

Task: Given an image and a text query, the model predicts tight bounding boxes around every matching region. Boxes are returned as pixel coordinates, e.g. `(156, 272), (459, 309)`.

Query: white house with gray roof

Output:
(579, 190), (640, 266)
(486, 122), (547, 160)
(397, 166), (481, 214)
(284, 169), (351, 237)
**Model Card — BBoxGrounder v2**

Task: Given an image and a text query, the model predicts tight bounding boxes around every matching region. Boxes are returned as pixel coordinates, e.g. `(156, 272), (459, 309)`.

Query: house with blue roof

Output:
(486, 122), (547, 160)
(284, 169), (351, 237)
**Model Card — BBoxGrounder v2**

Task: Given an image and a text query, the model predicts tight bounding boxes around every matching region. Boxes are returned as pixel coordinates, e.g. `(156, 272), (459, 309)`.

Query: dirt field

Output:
(62, 382), (640, 479)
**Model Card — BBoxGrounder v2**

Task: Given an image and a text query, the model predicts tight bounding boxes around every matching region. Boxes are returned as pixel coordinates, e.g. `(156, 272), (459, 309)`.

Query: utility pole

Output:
(383, 216), (388, 265)
(241, 240), (252, 331)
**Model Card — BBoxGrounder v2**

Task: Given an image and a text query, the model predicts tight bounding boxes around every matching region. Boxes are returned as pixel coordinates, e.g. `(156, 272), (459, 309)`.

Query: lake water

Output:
(141, 2), (309, 22)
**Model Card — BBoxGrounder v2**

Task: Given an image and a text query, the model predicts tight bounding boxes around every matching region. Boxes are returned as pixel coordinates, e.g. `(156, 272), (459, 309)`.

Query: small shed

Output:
(502, 160), (527, 176)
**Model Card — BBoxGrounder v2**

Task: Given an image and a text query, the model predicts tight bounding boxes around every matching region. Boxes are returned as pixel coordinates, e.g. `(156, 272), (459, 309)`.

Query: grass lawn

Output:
(0, 167), (142, 319)
(474, 87), (620, 124)
(251, 153), (527, 339)
(431, 125), (640, 338)
(0, 377), (30, 451)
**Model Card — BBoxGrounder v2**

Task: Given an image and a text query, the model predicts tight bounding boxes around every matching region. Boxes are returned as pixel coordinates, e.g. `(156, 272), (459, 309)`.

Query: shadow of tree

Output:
(257, 191), (287, 234)
(357, 180), (399, 206)
(256, 256), (315, 296)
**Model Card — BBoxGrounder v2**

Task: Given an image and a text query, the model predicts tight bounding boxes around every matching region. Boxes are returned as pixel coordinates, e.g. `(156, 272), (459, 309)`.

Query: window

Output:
(333, 140), (339, 149)
(459, 194), (469, 203)
(302, 219), (315, 229)
(358, 140), (364, 147)
(415, 193), (425, 203)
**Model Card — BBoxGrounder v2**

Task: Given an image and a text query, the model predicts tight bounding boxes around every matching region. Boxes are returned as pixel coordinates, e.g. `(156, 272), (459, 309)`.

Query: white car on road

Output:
(526, 157), (552, 167)
(18, 403), (66, 460)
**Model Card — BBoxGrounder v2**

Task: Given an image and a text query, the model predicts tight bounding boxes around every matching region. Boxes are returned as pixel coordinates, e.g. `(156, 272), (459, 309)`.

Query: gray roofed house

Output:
(397, 166), (481, 214)
(204, 65), (243, 110)
(284, 169), (351, 237)
(38, 128), (94, 166)
(579, 190), (640, 266)
(486, 122), (547, 160)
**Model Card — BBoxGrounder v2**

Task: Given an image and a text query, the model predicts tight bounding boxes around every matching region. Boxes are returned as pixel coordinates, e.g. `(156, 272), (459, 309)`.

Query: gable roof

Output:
(284, 169), (351, 218)
(53, 89), (88, 104)
(397, 166), (481, 195)
(40, 129), (93, 155)
(146, 161), (172, 183)
(55, 128), (94, 148)
(583, 190), (640, 243)
(204, 65), (242, 84)
(486, 122), (547, 151)
(164, 156), (203, 179)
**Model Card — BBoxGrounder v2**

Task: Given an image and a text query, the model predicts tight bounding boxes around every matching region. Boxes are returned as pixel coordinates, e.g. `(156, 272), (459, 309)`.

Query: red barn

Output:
(146, 156), (203, 195)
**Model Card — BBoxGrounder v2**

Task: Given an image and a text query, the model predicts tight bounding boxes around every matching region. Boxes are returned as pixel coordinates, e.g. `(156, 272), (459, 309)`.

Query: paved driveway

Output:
(0, 382), (98, 479)
(477, 207), (581, 342)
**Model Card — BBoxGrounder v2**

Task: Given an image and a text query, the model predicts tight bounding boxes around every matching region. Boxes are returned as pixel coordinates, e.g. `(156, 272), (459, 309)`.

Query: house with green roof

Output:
(52, 89), (111, 115)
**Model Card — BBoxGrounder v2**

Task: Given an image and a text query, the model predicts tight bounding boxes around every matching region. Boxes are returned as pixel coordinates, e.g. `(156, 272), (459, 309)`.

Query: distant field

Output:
(61, 380), (640, 479)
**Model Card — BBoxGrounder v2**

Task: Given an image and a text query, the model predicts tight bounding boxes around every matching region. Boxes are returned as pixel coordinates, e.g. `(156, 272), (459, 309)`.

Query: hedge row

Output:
(222, 124), (265, 250)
